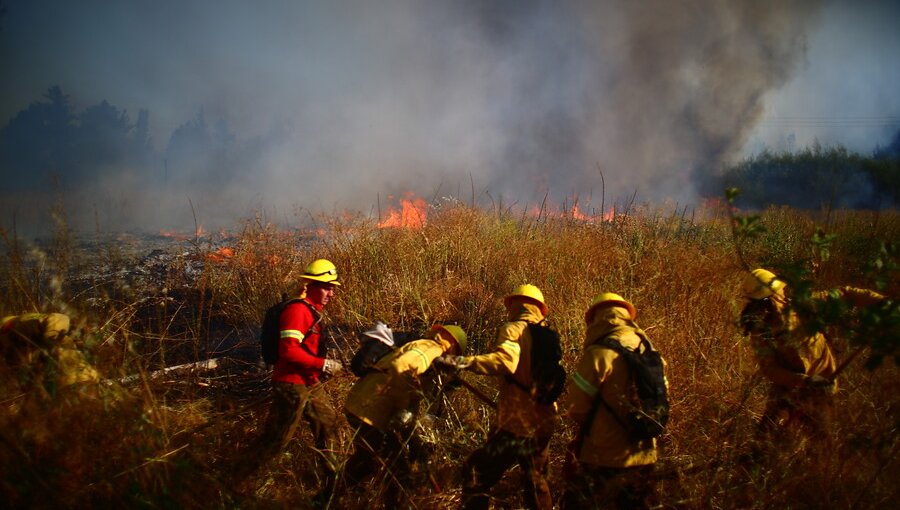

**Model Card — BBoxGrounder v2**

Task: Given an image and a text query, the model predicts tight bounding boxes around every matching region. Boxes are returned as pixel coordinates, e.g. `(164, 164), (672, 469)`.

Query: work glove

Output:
(322, 358), (343, 376)
(435, 355), (472, 370)
(807, 375), (833, 388)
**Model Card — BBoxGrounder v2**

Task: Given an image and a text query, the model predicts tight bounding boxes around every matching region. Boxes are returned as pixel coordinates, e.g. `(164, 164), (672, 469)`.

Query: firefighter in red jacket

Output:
(237, 259), (344, 505)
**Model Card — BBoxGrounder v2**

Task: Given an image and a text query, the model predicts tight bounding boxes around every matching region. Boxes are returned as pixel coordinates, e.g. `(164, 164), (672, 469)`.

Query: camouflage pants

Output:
(240, 382), (339, 493)
(462, 429), (552, 510)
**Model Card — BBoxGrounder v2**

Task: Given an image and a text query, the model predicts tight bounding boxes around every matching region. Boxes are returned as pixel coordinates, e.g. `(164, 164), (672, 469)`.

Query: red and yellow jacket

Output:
(272, 299), (326, 385)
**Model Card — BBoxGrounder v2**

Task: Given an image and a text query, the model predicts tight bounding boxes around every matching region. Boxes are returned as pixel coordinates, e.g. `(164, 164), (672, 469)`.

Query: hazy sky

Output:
(1, 0), (898, 230)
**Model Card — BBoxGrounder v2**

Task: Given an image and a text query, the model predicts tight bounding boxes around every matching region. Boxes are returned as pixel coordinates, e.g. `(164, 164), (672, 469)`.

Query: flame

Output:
(600, 207), (616, 222)
(204, 246), (281, 266)
(570, 203), (591, 221)
(525, 199), (616, 223)
(158, 224), (211, 240)
(205, 246), (235, 263)
(378, 196), (427, 229)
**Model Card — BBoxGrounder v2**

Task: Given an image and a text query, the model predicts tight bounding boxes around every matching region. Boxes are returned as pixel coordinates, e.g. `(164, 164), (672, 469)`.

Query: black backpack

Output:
(259, 298), (319, 365)
(595, 332), (669, 442)
(509, 321), (567, 405)
(349, 339), (395, 377)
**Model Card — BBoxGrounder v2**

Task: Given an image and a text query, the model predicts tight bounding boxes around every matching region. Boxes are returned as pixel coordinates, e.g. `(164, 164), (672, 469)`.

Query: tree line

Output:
(717, 137), (900, 210)
(2, 85), (899, 210)
(0, 86), (249, 193)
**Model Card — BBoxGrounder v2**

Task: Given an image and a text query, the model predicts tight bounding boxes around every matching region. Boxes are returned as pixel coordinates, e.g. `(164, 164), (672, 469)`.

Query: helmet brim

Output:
(430, 324), (466, 354)
(585, 300), (636, 324)
(300, 275), (341, 286)
(503, 295), (548, 316)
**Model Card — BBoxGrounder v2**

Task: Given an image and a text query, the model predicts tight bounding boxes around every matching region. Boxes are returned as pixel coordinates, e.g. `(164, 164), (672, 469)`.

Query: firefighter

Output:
(561, 293), (664, 510)
(439, 284), (556, 510)
(235, 259), (344, 505)
(343, 324), (467, 507)
(1, 312), (100, 400)
(740, 268), (886, 445)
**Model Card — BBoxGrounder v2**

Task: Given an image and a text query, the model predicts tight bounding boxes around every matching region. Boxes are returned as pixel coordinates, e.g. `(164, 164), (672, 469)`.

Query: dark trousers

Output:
(238, 382), (339, 496)
(344, 414), (417, 507)
(562, 464), (656, 510)
(461, 429), (552, 510)
(754, 387), (836, 464)
(758, 388), (835, 440)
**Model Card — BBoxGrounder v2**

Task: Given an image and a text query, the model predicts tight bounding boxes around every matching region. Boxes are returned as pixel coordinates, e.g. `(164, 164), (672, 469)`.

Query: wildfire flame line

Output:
(378, 197), (428, 229)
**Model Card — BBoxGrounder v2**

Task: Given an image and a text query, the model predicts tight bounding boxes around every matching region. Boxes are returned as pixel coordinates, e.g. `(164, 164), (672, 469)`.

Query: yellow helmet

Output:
(743, 268), (785, 300)
(299, 259), (341, 286)
(430, 324), (467, 354)
(503, 284), (548, 315)
(585, 292), (637, 323)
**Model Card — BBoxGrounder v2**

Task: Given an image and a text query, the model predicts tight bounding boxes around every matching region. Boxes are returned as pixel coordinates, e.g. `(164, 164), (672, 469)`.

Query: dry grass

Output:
(1, 201), (898, 508)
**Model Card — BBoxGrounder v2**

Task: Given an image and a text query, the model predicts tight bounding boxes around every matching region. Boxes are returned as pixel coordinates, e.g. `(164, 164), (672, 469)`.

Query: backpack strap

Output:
(504, 319), (541, 397)
(282, 299), (323, 358)
(578, 332), (636, 440)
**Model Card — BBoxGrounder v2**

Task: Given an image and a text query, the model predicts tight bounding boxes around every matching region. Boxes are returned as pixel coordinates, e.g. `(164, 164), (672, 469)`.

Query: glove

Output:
(322, 358), (343, 376)
(807, 375), (833, 388)
(435, 355), (472, 370)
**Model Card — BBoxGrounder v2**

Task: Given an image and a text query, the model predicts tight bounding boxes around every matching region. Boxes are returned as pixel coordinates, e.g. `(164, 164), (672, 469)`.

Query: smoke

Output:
(0, 0), (827, 233)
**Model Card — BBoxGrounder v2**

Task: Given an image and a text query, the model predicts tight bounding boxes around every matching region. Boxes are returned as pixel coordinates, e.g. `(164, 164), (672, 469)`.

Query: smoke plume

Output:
(0, 0), (826, 232)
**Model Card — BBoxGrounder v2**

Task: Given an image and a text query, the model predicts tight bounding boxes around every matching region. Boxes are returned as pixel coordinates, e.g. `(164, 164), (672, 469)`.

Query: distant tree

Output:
(74, 100), (131, 176)
(165, 109), (237, 185)
(0, 87), (160, 191)
(129, 108), (154, 169)
(874, 127), (900, 159)
(719, 143), (897, 210)
(0, 86), (77, 190)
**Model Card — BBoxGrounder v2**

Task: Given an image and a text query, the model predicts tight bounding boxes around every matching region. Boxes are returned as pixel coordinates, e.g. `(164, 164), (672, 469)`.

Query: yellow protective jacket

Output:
(564, 306), (661, 468)
(1, 313), (99, 388)
(463, 302), (557, 438)
(345, 334), (454, 431)
(750, 287), (884, 391)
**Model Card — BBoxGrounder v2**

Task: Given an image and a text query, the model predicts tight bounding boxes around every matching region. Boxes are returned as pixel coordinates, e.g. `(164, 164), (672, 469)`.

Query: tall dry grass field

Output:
(1, 202), (897, 508)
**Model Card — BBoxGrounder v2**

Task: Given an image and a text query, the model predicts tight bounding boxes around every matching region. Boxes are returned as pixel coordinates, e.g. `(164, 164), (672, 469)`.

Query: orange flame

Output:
(204, 246), (281, 266)
(205, 247), (235, 263)
(570, 203), (590, 221)
(378, 196), (427, 229)
(525, 200), (616, 223)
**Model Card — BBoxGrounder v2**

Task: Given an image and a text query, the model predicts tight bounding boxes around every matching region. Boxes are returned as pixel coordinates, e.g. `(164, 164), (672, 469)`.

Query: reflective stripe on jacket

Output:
(565, 306), (660, 468)
(273, 299), (325, 385)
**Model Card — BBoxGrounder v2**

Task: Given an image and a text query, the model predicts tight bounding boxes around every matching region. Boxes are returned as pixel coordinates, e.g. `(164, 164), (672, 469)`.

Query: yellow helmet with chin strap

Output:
(430, 324), (467, 354)
(585, 292), (637, 324)
(300, 259), (341, 286)
(503, 284), (548, 315)
(743, 268), (785, 300)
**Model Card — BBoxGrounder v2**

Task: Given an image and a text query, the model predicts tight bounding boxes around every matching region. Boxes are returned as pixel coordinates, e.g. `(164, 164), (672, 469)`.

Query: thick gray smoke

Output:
(0, 0), (826, 233)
